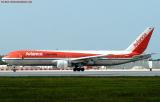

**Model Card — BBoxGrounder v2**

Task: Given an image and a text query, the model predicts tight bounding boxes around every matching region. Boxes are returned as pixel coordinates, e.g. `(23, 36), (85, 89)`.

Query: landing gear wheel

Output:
(13, 67), (16, 72)
(73, 67), (85, 72)
(73, 68), (77, 71)
(81, 68), (85, 71)
(77, 68), (81, 71)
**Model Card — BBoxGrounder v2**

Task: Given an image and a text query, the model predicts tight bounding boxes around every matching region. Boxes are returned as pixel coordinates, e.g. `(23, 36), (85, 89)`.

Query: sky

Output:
(0, 0), (160, 56)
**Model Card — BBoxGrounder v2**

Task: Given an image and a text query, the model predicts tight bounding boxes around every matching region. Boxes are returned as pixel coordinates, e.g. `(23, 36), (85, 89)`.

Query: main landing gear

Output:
(73, 64), (85, 72)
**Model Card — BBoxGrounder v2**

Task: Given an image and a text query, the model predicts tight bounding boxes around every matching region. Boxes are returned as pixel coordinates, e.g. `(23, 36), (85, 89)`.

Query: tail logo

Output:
(133, 33), (147, 48)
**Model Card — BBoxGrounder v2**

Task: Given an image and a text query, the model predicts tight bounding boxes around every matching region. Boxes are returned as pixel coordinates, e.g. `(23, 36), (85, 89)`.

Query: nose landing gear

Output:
(12, 66), (17, 72)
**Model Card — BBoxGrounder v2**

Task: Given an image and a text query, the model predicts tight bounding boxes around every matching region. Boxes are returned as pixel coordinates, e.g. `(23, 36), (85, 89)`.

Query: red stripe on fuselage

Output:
(5, 50), (138, 59)
(5, 50), (99, 59)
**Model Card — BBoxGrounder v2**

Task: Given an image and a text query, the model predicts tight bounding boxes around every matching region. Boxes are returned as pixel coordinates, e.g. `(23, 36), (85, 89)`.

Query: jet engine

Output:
(56, 60), (69, 68)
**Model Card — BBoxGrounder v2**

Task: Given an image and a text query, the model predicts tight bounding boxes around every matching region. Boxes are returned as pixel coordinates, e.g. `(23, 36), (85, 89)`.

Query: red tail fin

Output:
(126, 27), (154, 54)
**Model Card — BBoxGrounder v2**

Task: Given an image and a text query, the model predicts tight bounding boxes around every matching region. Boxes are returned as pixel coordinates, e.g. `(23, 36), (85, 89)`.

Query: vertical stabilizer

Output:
(126, 27), (154, 54)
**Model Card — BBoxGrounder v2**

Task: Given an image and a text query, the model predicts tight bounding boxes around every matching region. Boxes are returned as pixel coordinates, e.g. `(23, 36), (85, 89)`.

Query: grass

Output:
(0, 77), (160, 102)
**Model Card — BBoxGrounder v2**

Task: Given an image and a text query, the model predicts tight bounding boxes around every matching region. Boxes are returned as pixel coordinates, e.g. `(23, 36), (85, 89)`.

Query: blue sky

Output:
(0, 0), (160, 55)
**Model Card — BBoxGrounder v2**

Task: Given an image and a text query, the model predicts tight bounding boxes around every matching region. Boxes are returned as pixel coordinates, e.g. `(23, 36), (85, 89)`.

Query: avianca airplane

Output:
(2, 27), (154, 71)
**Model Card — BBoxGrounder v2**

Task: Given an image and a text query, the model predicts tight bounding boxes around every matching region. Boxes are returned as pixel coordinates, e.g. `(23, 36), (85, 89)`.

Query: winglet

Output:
(126, 27), (154, 54)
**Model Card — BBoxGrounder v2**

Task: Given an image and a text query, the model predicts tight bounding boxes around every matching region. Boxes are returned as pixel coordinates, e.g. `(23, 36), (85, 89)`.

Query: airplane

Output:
(2, 27), (154, 72)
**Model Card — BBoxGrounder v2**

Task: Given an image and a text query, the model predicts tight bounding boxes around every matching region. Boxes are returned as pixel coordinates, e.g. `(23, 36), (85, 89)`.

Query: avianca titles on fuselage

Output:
(2, 27), (154, 71)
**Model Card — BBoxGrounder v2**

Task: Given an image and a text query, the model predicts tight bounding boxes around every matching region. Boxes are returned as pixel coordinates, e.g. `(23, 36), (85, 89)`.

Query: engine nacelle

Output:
(56, 60), (69, 68)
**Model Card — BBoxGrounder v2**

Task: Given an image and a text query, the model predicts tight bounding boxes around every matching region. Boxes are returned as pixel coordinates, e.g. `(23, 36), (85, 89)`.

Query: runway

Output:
(0, 70), (160, 76)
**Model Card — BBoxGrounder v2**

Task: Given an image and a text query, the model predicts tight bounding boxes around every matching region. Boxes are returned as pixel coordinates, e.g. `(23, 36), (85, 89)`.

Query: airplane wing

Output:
(70, 53), (152, 64)
(131, 54), (152, 61)
(70, 54), (109, 63)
